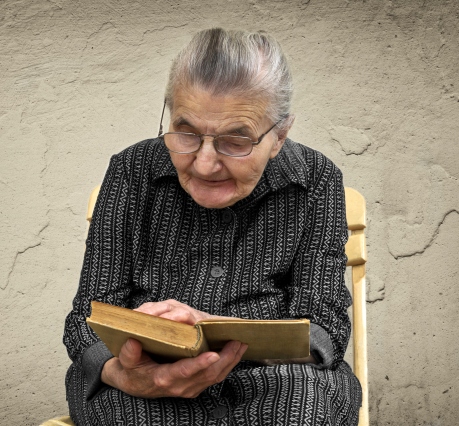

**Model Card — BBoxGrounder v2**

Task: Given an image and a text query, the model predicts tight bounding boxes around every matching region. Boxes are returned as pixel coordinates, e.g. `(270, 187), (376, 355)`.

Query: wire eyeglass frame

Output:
(157, 99), (283, 157)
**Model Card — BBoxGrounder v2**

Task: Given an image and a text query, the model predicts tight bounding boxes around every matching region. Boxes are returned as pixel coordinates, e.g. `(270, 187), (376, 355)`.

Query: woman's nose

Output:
(193, 136), (222, 174)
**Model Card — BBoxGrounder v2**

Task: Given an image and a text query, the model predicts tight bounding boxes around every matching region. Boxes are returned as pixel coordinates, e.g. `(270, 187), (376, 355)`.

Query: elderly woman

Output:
(64, 28), (361, 425)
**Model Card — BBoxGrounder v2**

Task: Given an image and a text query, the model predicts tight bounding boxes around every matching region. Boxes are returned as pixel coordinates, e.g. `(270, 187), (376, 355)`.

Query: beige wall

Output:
(1, 0), (458, 424)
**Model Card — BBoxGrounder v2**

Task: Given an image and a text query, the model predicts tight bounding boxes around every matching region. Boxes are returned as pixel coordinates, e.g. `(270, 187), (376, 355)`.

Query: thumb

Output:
(118, 338), (144, 368)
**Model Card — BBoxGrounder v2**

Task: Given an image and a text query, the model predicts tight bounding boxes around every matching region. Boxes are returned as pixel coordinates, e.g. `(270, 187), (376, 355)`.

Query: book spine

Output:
(194, 325), (209, 354)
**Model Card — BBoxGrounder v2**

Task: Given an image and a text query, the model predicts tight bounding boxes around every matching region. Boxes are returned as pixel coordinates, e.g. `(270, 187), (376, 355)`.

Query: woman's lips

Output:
(193, 177), (230, 186)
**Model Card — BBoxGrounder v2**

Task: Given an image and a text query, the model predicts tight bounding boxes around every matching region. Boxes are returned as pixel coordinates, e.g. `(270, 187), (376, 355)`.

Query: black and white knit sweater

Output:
(64, 138), (361, 425)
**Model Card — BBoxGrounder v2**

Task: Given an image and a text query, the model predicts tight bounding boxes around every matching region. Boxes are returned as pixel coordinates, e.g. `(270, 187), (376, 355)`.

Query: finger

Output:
(134, 301), (174, 317)
(169, 351), (221, 380)
(159, 309), (197, 325)
(118, 338), (153, 369)
(211, 341), (248, 381)
(220, 340), (247, 360)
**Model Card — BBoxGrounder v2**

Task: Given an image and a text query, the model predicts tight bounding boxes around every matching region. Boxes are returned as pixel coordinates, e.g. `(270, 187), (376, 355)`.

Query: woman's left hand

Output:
(134, 299), (220, 325)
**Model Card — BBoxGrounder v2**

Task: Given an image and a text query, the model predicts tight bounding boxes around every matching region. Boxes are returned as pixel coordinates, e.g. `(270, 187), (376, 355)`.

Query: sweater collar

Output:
(263, 138), (309, 192)
(232, 139), (309, 210)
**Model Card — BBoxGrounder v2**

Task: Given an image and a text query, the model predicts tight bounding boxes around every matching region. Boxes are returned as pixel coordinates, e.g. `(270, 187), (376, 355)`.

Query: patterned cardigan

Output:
(64, 137), (352, 400)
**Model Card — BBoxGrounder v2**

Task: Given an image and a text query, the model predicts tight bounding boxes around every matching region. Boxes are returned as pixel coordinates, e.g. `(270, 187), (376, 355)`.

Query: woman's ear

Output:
(270, 115), (295, 159)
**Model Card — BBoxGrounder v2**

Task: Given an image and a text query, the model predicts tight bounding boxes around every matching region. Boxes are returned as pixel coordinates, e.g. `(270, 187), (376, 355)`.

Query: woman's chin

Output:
(191, 194), (234, 209)
(188, 187), (238, 209)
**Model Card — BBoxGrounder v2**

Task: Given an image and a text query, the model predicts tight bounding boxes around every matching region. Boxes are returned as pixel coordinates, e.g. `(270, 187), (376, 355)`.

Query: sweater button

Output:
(211, 405), (228, 419)
(222, 210), (232, 224)
(211, 266), (224, 278)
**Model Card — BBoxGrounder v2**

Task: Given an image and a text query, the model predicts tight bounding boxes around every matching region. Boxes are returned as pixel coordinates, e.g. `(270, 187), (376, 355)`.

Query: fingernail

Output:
(232, 341), (242, 350)
(208, 353), (220, 364)
(126, 338), (134, 351)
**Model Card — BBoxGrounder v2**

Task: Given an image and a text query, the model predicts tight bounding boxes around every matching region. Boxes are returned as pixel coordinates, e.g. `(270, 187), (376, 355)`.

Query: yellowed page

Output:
(198, 318), (310, 360)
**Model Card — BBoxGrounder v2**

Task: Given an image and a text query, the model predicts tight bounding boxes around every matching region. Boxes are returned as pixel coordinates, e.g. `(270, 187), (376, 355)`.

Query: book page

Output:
(198, 319), (310, 360)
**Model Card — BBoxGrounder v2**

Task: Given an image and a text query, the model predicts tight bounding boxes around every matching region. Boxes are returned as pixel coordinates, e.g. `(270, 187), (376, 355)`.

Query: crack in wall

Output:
(367, 292), (385, 304)
(0, 179), (15, 191)
(390, 209), (459, 260)
(1, 221), (50, 291)
(332, 136), (371, 156)
(329, 125), (372, 155)
(40, 143), (50, 176)
(2, 242), (42, 291)
(366, 275), (386, 304)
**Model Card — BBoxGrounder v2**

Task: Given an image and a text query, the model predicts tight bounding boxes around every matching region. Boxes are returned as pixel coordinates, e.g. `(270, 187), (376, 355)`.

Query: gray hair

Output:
(165, 28), (293, 128)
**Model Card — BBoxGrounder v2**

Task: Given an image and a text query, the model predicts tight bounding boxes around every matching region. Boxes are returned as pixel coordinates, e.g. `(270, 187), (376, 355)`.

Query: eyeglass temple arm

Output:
(256, 116), (287, 143)
(158, 99), (167, 137)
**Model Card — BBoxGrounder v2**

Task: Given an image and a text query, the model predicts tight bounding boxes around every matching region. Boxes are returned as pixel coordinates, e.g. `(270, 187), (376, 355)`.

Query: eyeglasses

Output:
(157, 100), (282, 157)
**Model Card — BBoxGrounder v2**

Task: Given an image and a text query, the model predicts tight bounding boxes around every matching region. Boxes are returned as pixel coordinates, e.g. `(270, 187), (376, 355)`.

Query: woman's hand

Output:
(101, 299), (244, 398)
(101, 338), (247, 399)
(134, 299), (223, 325)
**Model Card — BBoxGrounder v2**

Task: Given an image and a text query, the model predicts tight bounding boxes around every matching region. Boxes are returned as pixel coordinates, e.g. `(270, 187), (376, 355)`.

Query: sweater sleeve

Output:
(63, 154), (134, 396)
(287, 157), (351, 368)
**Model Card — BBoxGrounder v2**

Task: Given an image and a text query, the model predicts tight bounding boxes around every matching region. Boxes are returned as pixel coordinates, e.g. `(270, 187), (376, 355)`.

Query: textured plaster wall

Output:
(1, 0), (458, 424)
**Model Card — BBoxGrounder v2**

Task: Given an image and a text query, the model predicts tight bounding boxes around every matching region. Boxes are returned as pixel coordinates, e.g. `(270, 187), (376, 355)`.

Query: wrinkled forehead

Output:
(168, 83), (270, 129)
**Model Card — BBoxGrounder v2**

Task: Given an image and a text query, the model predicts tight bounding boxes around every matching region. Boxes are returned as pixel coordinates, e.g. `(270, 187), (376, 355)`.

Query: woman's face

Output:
(168, 85), (288, 209)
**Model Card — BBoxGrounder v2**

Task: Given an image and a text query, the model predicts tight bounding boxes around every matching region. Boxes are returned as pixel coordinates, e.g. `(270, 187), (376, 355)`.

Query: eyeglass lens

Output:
(163, 133), (253, 156)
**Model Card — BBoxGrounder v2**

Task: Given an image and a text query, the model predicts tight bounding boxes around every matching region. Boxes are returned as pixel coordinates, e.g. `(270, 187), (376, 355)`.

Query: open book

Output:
(87, 301), (310, 361)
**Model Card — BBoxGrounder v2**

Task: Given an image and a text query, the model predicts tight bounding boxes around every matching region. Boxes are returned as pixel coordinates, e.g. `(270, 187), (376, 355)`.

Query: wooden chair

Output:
(40, 417), (74, 426)
(41, 186), (368, 426)
(39, 188), (101, 426)
(344, 187), (369, 426)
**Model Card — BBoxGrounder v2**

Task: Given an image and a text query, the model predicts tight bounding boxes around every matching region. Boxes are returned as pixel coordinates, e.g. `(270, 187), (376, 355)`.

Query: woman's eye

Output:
(176, 126), (194, 133)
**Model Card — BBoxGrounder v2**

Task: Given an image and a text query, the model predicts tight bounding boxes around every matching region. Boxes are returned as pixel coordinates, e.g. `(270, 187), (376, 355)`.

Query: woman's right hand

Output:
(101, 338), (247, 399)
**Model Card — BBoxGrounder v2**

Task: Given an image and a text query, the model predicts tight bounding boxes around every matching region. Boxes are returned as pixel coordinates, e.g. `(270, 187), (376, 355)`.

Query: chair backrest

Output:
(85, 185), (369, 425)
(86, 185), (101, 223)
(344, 187), (369, 426)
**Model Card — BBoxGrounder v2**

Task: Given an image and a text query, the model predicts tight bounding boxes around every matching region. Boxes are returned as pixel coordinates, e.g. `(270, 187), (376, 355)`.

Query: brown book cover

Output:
(87, 301), (310, 361)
